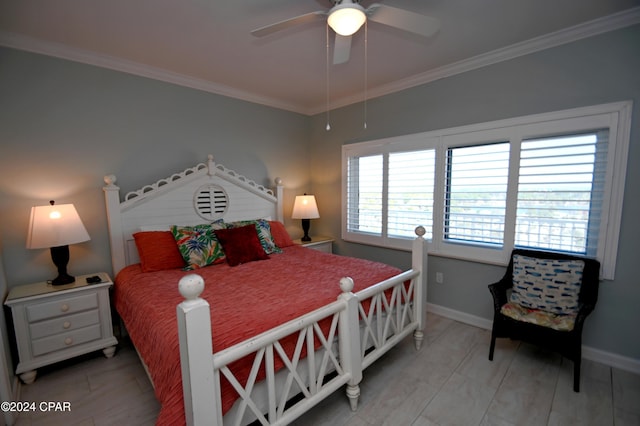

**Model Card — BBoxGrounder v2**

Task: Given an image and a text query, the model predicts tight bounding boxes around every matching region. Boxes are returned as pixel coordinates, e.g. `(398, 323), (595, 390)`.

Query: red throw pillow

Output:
(214, 225), (270, 266)
(133, 231), (185, 272)
(269, 220), (294, 248)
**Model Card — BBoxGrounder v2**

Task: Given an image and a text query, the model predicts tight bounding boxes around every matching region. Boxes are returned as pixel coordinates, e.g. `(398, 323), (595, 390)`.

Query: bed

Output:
(103, 155), (428, 426)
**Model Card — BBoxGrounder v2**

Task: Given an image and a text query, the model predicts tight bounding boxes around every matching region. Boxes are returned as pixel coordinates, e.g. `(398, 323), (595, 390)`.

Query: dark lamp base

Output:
(51, 273), (75, 286)
(50, 245), (76, 286)
(300, 218), (312, 242)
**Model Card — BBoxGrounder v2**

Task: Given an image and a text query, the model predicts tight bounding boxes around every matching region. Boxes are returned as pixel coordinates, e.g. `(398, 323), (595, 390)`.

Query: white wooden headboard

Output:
(103, 154), (284, 275)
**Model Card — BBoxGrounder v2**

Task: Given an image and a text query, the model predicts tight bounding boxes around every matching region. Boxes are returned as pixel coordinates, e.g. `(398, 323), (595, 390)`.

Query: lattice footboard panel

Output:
(356, 269), (421, 369)
(216, 311), (347, 426)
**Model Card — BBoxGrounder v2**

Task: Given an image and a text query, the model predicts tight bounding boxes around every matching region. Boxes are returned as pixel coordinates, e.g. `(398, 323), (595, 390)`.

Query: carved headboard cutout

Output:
(194, 184), (229, 220)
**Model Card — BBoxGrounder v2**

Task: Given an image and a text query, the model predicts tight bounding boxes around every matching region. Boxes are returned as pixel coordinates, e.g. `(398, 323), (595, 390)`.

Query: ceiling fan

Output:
(251, 0), (440, 65)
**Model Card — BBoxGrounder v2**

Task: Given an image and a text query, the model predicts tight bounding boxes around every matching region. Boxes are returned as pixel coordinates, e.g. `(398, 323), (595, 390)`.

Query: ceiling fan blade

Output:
(366, 4), (440, 38)
(333, 34), (352, 65)
(251, 11), (326, 37)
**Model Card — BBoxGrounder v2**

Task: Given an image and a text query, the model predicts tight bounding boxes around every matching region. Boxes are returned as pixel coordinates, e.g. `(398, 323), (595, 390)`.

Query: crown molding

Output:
(0, 32), (305, 114)
(1, 6), (639, 116)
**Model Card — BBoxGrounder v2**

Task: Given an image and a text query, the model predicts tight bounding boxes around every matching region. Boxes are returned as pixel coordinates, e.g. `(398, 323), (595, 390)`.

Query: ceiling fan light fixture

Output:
(327, 4), (366, 36)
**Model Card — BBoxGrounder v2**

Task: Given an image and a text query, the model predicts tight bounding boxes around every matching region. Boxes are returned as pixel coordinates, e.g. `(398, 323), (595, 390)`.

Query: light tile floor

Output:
(13, 314), (640, 425)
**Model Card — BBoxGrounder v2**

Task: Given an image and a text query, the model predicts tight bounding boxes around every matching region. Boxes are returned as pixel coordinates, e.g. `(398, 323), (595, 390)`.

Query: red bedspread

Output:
(114, 245), (402, 425)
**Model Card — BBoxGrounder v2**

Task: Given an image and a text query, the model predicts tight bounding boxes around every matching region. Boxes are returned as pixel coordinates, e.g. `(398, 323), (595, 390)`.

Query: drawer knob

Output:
(60, 304), (69, 312)
(63, 321), (71, 329)
(64, 337), (73, 345)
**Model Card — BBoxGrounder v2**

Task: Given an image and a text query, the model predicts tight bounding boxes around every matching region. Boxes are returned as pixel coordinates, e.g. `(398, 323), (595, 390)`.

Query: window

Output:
(388, 150), (435, 239)
(346, 154), (383, 235)
(342, 102), (632, 279)
(445, 143), (510, 246)
(345, 149), (435, 243)
(515, 131), (608, 256)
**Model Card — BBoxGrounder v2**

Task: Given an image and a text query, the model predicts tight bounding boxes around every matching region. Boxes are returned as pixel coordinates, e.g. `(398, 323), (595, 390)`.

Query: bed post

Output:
(412, 226), (428, 350)
(275, 177), (284, 223)
(177, 274), (219, 426)
(103, 175), (127, 275)
(337, 277), (362, 411)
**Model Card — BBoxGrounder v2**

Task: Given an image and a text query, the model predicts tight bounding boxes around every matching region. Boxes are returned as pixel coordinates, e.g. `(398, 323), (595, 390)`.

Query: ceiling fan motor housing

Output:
(328, 0), (367, 36)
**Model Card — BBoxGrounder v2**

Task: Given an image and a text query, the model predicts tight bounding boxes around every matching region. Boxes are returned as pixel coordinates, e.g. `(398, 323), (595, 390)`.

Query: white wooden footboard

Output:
(176, 227), (427, 426)
(357, 226), (428, 369)
(177, 275), (362, 426)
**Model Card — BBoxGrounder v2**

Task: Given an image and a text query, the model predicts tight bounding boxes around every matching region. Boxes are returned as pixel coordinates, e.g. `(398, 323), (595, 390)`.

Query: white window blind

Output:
(388, 150), (435, 239)
(445, 143), (510, 245)
(515, 131), (608, 256)
(346, 154), (383, 235)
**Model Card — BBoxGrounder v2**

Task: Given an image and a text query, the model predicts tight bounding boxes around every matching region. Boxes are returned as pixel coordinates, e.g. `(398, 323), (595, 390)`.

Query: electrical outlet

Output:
(436, 272), (444, 284)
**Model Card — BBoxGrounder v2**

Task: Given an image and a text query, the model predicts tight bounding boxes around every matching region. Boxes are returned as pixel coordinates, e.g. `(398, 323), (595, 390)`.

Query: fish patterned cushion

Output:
(510, 254), (584, 314)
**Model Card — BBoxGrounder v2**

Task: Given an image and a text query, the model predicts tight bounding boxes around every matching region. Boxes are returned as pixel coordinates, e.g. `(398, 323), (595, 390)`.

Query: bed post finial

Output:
(178, 274), (205, 301)
(104, 174), (118, 187)
(339, 277), (354, 293)
(207, 154), (215, 177)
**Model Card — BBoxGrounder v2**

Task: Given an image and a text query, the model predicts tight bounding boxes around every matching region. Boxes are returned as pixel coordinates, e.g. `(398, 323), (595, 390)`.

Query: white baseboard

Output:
(426, 303), (640, 375)
(427, 303), (494, 331)
(581, 346), (640, 374)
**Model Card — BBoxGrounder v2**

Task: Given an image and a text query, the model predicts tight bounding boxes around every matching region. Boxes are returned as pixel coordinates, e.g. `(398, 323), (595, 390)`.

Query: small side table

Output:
(293, 236), (334, 254)
(4, 272), (118, 384)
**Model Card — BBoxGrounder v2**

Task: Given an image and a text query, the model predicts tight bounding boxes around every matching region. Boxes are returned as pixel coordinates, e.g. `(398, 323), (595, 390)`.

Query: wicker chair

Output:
(488, 248), (600, 392)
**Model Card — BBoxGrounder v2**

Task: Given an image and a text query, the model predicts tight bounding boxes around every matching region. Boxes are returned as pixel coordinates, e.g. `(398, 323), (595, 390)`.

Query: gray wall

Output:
(0, 47), (311, 287)
(309, 24), (640, 360)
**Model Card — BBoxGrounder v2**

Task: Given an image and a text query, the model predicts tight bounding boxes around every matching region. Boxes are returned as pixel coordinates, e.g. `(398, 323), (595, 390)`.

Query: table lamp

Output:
(292, 194), (320, 242)
(26, 201), (90, 285)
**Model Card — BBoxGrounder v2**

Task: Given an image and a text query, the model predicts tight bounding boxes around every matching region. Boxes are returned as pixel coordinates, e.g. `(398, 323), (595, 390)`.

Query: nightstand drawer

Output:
(26, 292), (98, 322)
(29, 309), (100, 340)
(31, 324), (102, 357)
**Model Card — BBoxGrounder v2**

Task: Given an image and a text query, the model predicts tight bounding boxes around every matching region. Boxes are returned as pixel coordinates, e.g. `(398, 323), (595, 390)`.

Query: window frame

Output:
(341, 101), (632, 279)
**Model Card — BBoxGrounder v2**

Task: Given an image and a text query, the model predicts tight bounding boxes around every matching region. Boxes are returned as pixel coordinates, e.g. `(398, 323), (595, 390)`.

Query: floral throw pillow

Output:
(171, 224), (225, 270)
(225, 219), (282, 254)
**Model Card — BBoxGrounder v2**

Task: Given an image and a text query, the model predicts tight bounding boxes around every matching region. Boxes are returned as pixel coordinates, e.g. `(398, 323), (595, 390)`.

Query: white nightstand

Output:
(4, 272), (118, 384)
(293, 236), (334, 253)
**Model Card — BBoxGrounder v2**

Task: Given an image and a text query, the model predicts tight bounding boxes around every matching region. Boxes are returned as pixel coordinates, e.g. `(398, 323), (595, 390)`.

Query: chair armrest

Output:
(574, 303), (596, 331)
(488, 277), (511, 311)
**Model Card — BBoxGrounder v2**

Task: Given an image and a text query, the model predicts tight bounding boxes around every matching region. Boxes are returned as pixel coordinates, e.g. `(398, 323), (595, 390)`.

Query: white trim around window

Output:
(342, 101), (632, 279)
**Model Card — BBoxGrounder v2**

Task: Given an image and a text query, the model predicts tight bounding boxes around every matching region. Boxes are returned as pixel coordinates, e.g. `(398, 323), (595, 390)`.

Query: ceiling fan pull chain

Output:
(364, 19), (368, 130)
(325, 22), (331, 131)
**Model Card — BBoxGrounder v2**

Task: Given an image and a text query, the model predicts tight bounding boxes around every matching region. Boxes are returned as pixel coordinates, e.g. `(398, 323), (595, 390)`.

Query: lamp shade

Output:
(291, 195), (320, 219)
(26, 203), (90, 249)
(327, 4), (366, 36)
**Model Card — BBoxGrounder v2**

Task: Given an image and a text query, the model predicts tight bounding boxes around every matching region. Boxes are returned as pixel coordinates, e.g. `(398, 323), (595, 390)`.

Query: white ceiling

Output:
(1, 0), (639, 115)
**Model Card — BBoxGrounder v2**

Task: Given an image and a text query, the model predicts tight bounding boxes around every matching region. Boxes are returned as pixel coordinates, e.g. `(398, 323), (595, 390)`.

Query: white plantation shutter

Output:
(388, 150), (435, 239)
(346, 154), (383, 235)
(445, 143), (510, 245)
(515, 131), (608, 255)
